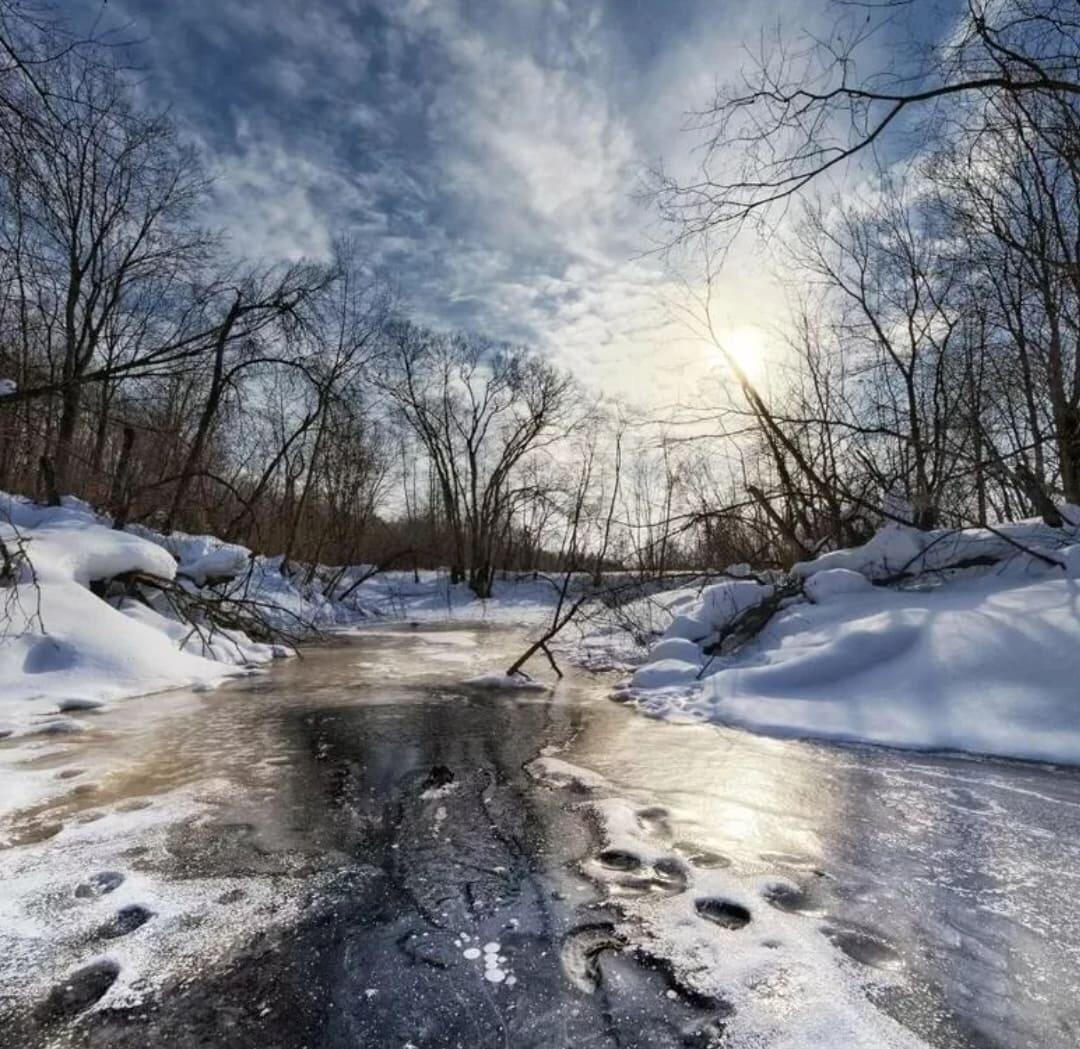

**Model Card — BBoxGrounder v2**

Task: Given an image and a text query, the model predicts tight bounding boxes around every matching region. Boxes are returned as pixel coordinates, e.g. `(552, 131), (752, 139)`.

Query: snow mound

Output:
(623, 517), (1080, 765)
(630, 658), (702, 690)
(803, 567), (872, 602)
(6, 497), (176, 586)
(646, 636), (702, 663)
(633, 574), (1080, 765)
(795, 515), (1080, 581)
(179, 543), (250, 585)
(661, 578), (774, 644)
(0, 496), (262, 745)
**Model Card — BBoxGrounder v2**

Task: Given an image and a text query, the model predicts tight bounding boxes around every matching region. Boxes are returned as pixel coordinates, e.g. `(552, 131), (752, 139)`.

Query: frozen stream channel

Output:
(1, 623), (1078, 1048)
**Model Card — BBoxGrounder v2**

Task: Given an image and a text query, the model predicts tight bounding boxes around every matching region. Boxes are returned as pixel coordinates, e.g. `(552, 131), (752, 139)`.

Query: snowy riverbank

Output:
(0, 492), (557, 748)
(5, 489), (1080, 771)
(612, 517), (1080, 765)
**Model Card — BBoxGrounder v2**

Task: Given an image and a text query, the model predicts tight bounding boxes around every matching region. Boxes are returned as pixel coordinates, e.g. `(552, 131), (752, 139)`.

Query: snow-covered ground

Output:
(0, 495), (268, 738)
(611, 517), (1080, 765)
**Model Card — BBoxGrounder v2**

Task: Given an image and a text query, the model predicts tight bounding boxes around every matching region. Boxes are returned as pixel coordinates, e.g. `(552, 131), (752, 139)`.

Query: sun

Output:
(714, 326), (767, 384)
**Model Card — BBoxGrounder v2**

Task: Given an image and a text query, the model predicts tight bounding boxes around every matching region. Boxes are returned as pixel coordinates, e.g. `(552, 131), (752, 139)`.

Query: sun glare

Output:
(714, 326), (767, 384)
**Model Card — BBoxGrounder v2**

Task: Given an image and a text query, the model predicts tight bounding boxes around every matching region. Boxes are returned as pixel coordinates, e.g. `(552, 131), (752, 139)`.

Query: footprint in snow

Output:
(597, 848), (642, 871)
(38, 960), (120, 1022)
(695, 898), (752, 930)
(97, 904), (154, 940)
(822, 923), (903, 970)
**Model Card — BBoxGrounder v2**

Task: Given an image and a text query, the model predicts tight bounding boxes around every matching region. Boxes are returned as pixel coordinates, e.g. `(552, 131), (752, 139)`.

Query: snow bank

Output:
(621, 518), (1080, 765)
(662, 578), (774, 643)
(0, 496), (246, 741)
(0, 492), (562, 749)
(699, 577), (1080, 763)
(795, 515), (1080, 581)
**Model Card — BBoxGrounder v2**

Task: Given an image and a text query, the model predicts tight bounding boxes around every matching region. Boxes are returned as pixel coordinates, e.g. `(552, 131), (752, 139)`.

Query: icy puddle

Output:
(1, 624), (1078, 1048)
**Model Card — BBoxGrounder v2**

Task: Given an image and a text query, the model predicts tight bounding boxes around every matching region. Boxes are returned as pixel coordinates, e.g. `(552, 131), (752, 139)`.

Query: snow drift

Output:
(0, 495), (269, 738)
(619, 518), (1080, 765)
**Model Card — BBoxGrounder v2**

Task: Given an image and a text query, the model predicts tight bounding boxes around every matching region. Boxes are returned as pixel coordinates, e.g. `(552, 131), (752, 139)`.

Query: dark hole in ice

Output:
(673, 841), (731, 869)
(421, 764), (454, 791)
(822, 924), (903, 970)
(695, 898), (751, 930)
(98, 904), (153, 939)
(38, 960), (119, 1022)
(75, 871), (124, 898)
(597, 849), (642, 871)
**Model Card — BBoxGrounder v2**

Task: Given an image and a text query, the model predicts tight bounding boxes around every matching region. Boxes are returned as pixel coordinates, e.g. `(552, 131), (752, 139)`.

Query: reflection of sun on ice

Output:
(713, 325), (767, 384)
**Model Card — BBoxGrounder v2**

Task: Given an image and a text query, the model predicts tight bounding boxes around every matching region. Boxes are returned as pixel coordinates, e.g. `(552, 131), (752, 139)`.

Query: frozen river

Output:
(2, 623), (1078, 1048)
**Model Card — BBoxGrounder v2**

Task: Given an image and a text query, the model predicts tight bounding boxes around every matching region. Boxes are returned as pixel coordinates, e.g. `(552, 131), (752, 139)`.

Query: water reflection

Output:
(563, 688), (1080, 1048)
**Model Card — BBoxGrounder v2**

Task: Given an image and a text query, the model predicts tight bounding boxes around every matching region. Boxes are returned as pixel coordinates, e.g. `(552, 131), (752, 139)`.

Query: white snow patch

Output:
(803, 567), (872, 603)
(620, 516), (1080, 765)
(646, 636), (703, 663)
(584, 795), (929, 1049)
(630, 658), (702, 690)
(629, 572), (1080, 764)
(0, 496), (245, 753)
(526, 756), (610, 792)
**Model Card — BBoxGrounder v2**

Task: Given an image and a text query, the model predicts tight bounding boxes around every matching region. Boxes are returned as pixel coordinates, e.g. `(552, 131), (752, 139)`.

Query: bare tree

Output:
(0, 42), (212, 496)
(654, 0), (1080, 240)
(380, 323), (579, 596)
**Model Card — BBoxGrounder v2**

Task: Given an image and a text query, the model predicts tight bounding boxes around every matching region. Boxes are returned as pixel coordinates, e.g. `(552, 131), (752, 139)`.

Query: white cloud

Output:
(101, 0), (877, 407)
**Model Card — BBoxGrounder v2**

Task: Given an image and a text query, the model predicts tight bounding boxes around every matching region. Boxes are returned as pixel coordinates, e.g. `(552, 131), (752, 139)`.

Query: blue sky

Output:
(66, 0), (955, 402)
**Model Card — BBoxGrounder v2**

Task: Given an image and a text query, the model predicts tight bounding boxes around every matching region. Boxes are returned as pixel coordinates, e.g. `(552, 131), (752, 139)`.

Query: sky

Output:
(65, 0), (954, 408)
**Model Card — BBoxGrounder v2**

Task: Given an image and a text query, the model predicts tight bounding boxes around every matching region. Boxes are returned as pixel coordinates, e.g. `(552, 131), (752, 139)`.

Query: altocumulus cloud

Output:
(63, 0), (848, 402)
